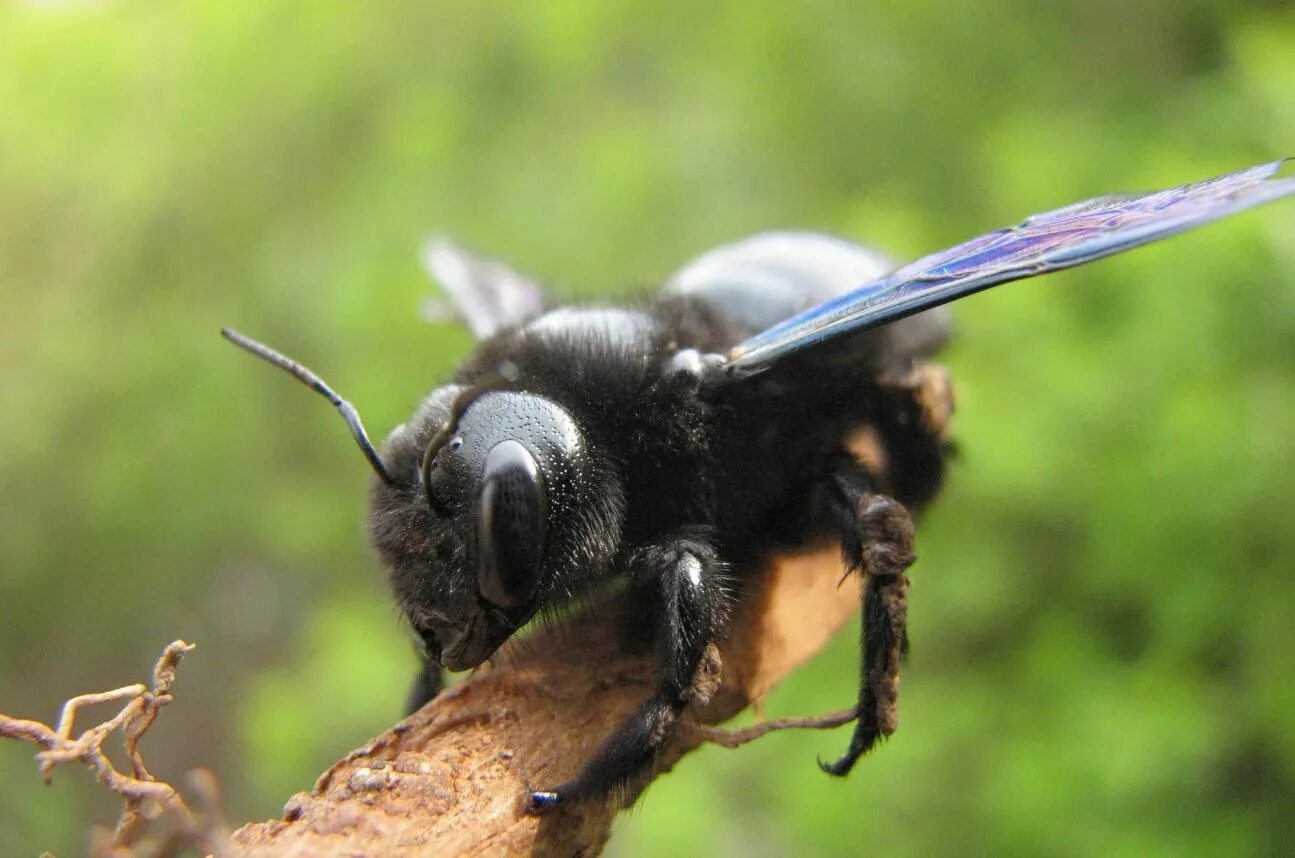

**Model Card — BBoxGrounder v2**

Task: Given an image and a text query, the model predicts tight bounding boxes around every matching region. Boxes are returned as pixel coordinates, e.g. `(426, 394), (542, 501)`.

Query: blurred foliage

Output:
(2, 1), (1293, 856)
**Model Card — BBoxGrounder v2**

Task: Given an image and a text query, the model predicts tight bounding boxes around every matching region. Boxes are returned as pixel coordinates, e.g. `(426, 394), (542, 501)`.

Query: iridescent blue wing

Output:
(420, 237), (546, 339)
(725, 159), (1295, 377)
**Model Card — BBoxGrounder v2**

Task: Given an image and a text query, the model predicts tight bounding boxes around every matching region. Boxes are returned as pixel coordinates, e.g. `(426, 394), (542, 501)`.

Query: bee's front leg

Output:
(820, 458), (916, 776)
(403, 657), (444, 716)
(527, 532), (729, 813)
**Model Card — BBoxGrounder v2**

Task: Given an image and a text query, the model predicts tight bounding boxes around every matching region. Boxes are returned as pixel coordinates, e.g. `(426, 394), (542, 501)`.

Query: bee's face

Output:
(370, 386), (619, 671)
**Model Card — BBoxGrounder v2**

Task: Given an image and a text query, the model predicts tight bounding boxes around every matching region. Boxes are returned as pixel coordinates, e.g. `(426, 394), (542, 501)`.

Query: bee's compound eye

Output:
(477, 440), (546, 609)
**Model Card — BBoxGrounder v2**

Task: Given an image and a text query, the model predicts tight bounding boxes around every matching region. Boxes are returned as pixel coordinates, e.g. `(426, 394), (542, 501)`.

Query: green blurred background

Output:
(2, 2), (1294, 855)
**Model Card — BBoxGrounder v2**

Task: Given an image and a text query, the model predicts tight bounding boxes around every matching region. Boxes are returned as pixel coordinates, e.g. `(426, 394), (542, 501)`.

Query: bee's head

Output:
(371, 386), (623, 671)
(220, 329), (623, 674)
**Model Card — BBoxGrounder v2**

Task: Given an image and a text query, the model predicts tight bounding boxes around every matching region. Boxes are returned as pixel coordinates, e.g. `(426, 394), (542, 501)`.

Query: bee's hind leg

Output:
(820, 458), (916, 776)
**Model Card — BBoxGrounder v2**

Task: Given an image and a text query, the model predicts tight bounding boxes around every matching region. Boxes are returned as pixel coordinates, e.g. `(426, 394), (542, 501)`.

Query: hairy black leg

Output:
(403, 658), (445, 716)
(820, 459), (916, 777)
(528, 534), (728, 812)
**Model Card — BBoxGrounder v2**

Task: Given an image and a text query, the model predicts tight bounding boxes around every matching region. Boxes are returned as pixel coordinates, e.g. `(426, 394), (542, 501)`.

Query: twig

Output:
(0, 640), (229, 857)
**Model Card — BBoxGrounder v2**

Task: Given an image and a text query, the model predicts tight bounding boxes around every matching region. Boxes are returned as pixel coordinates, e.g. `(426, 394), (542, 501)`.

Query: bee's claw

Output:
(817, 751), (858, 778)
(526, 790), (563, 815)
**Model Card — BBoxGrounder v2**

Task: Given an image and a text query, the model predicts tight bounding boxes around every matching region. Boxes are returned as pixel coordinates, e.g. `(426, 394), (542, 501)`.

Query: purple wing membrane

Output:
(726, 159), (1295, 376)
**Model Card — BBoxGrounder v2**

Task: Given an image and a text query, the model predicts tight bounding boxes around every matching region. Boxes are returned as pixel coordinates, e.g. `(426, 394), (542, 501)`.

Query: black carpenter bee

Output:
(223, 159), (1294, 811)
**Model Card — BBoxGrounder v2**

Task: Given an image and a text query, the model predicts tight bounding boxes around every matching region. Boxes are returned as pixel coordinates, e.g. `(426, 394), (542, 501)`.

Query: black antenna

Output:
(221, 328), (395, 485)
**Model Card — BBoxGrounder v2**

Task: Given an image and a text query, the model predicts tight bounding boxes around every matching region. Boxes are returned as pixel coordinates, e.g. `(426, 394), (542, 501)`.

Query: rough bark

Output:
(230, 545), (860, 857)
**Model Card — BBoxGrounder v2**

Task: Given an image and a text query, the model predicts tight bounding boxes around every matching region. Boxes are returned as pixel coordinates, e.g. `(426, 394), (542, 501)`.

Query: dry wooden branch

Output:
(3, 551), (863, 858)
(229, 546), (861, 857)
